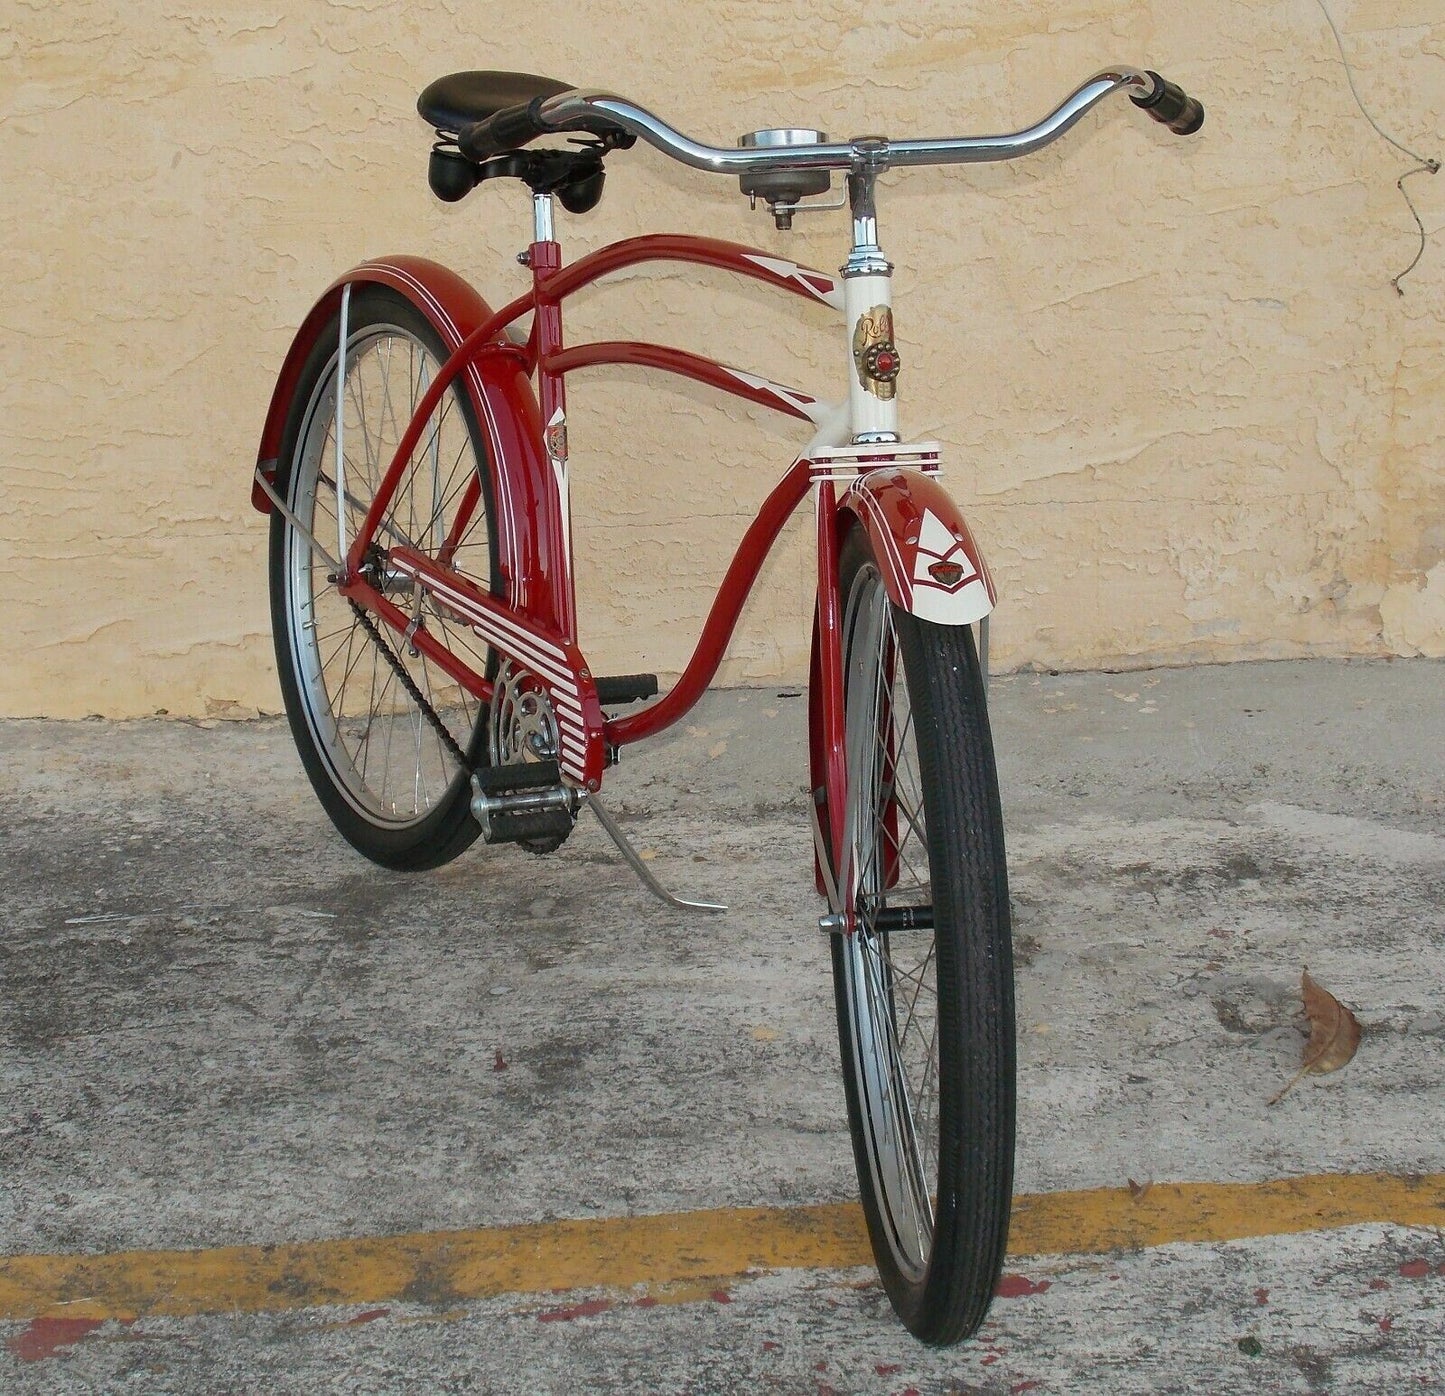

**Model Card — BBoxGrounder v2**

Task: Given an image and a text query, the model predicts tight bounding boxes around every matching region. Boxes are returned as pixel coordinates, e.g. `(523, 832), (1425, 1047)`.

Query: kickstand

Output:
(586, 796), (727, 914)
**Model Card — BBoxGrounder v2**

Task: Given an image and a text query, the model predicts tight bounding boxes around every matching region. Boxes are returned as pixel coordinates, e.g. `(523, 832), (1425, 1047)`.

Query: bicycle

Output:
(253, 62), (1203, 1345)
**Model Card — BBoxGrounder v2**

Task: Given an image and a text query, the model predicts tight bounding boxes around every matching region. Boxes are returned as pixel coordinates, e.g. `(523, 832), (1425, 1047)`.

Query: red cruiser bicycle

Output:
(253, 65), (1202, 1344)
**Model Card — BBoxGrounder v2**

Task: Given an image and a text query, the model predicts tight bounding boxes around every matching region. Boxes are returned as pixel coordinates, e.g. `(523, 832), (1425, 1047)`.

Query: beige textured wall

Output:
(2, 1), (1441, 719)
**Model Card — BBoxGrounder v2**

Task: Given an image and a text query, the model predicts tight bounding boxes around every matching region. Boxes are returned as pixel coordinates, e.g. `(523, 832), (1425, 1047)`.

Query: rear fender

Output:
(253, 256), (560, 626)
(838, 468), (996, 624)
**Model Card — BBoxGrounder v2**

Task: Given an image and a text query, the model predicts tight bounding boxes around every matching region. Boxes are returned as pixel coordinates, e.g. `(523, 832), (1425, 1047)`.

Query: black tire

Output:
(268, 286), (499, 870)
(829, 523), (1015, 1345)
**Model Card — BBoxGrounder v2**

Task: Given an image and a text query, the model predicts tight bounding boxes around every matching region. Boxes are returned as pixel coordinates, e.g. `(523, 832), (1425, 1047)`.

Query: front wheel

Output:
(829, 524), (1016, 1345)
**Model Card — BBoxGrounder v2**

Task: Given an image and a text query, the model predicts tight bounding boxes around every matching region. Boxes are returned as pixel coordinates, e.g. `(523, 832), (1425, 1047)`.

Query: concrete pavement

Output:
(1, 658), (1442, 1391)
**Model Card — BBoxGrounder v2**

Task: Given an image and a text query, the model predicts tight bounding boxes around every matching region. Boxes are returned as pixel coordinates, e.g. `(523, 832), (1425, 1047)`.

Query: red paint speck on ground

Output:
(996, 1274), (1052, 1298)
(762, 1341), (781, 1352)
(875, 1363), (900, 1376)
(492, 1049), (508, 1071)
(346, 1308), (390, 1326)
(1380, 1316), (1394, 1333)
(633, 1297), (658, 1309)
(1011, 1383), (1043, 1395)
(536, 1298), (614, 1323)
(1254, 1287), (1269, 1306)
(1370, 1279), (1392, 1291)
(983, 1353), (999, 1366)
(7, 1317), (104, 1363)
(815, 1361), (828, 1372)
(710, 1290), (733, 1304)
(1399, 1259), (1431, 1279)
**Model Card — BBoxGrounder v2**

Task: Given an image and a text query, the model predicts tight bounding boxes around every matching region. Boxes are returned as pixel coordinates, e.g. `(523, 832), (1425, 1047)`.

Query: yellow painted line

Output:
(1, 1170), (1441, 1324)
(1009, 1170), (1445, 1254)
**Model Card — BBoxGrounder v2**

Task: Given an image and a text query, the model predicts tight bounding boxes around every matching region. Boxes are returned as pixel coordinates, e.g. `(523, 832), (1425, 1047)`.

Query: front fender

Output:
(253, 256), (561, 628)
(839, 468), (996, 624)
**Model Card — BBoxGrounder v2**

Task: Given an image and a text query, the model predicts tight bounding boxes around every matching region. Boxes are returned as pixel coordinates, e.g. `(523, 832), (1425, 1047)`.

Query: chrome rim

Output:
(841, 561), (940, 1280)
(283, 325), (493, 826)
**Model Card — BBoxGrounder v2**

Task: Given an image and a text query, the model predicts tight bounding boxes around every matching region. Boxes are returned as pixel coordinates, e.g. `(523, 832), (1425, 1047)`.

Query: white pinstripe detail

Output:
(741, 255), (846, 311)
(718, 366), (833, 427)
(386, 552), (596, 777)
(389, 559), (579, 698)
(392, 554), (568, 666)
(470, 617), (575, 694)
(460, 589), (570, 666)
(846, 481), (912, 609)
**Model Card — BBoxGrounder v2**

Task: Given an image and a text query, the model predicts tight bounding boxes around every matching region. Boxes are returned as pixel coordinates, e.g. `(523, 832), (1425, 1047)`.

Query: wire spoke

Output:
(835, 561), (949, 1279)
(861, 937), (933, 1235)
(284, 317), (494, 830)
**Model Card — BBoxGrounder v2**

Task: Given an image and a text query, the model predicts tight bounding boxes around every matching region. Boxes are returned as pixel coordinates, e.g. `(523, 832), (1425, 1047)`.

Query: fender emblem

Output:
(913, 510), (980, 594)
(545, 411), (568, 463)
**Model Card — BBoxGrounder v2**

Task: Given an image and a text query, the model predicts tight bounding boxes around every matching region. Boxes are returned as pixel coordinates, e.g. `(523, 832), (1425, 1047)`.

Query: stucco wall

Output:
(2, 0), (1441, 719)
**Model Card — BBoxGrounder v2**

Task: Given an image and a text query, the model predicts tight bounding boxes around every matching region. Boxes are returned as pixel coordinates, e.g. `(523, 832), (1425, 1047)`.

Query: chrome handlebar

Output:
(521, 67), (1195, 175)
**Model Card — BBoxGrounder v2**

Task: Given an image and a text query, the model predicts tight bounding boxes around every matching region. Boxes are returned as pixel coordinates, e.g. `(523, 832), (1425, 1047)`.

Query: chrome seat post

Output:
(533, 191), (555, 243)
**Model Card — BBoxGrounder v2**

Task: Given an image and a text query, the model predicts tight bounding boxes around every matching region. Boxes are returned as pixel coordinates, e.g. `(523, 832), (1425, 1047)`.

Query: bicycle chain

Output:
(347, 599), (472, 773)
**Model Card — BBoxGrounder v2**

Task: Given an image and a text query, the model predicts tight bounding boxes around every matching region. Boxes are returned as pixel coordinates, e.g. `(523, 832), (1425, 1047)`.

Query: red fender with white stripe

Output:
(808, 469), (994, 897)
(839, 469), (996, 624)
(252, 256), (567, 634)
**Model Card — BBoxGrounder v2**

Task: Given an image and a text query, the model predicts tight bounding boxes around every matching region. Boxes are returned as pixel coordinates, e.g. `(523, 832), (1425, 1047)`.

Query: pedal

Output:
(594, 673), (659, 706)
(469, 760), (578, 845)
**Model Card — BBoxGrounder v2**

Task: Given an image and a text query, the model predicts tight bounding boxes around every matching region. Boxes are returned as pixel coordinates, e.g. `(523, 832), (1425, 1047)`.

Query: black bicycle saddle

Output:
(418, 71), (574, 136)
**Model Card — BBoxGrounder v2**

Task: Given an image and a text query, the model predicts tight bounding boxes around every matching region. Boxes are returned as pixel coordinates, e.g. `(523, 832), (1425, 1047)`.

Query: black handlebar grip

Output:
(458, 98), (553, 161)
(1131, 71), (1205, 136)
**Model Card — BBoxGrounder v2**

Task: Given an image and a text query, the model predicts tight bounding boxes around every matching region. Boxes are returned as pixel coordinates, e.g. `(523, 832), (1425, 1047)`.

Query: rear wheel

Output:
(268, 286), (499, 870)
(830, 524), (1015, 1345)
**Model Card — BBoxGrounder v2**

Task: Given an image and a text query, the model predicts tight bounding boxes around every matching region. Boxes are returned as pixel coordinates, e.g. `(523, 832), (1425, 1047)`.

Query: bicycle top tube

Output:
(455, 67), (1204, 173)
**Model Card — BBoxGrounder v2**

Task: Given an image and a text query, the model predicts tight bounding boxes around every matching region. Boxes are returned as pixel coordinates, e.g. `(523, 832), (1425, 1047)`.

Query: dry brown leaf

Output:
(1127, 1177), (1152, 1200)
(1268, 969), (1362, 1105)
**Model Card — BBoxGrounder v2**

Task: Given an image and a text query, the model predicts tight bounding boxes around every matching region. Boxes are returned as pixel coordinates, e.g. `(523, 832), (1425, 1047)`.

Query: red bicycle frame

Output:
(254, 222), (996, 885)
